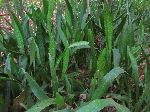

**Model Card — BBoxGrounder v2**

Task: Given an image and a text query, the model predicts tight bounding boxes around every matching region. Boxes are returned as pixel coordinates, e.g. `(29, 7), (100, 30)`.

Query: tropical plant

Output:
(0, 0), (150, 112)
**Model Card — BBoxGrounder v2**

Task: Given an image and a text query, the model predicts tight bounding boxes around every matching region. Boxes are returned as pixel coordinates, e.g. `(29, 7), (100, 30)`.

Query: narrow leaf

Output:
(69, 41), (90, 48)
(47, 0), (56, 60)
(29, 37), (36, 65)
(92, 67), (125, 100)
(127, 47), (139, 100)
(103, 2), (113, 69)
(26, 98), (55, 112)
(76, 99), (130, 112)
(21, 69), (49, 100)
(10, 11), (25, 54)
(97, 48), (107, 79)
(81, 13), (89, 30)
(49, 53), (58, 95)
(113, 48), (121, 68)
(64, 0), (74, 26)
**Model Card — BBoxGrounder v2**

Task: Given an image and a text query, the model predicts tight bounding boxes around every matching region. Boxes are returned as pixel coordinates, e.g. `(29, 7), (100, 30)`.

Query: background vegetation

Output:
(0, 0), (150, 112)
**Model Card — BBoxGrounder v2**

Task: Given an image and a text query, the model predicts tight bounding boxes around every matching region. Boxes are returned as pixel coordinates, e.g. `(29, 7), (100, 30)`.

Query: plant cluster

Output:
(0, 0), (150, 112)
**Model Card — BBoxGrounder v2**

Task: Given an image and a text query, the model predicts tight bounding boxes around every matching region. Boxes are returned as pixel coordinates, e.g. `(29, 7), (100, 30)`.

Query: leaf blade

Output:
(92, 67), (125, 100)
(76, 99), (130, 112)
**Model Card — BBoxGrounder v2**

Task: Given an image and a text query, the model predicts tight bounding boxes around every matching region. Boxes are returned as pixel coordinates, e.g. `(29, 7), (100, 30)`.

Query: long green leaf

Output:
(62, 48), (69, 74)
(69, 41), (90, 55)
(64, 0), (74, 26)
(22, 16), (31, 40)
(4, 54), (14, 79)
(58, 26), (69, 47)
(114, 15), (127, 38)
(21, 69), (49, 100)
(138, 22), (144, 45)
(64, 74), (72, 94)
(113, 48), (121, 68)
(43, 0), (49, 21)
(10, 10), (25, 54)
(28, 37), (41, 65)
(127, 47), (139, 101)
(62, 48), (72, 94)
(35, 8), (45, 64)
(47, 0), (56, 60)
(56, 2), (68, 47)
(92, 67), (125, 100)
(81, 13), (89, 30)
(97, 48), (107, 79)
(76, 99), (130, 112)
(103, 2), (113, 70)
(47, 0), (58, 95)
(49, 53), (58, 95)
(69, 41), (89, 48)
(29, 37), (36, 65)
(26, 98), (55, 112)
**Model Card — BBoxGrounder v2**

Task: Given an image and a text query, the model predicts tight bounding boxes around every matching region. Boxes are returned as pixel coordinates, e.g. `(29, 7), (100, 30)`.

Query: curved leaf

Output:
(69, 41), (90, 54)
(69, 41), (89, 48)
(21, 69), (49, 100)
(76, 99), (130, 112)
(10, 11), (25, 54)
(127, 47), (139, 100)
(26, 98), (55, 112)
(92, 67), (125, 100)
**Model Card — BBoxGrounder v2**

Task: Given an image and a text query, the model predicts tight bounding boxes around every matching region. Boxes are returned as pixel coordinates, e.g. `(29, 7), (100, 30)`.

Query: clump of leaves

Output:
(0, 0), (150, 112)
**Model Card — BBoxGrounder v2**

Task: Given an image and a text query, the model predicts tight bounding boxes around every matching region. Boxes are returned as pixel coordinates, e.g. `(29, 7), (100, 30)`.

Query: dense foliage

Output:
(0, 0), (150, 112)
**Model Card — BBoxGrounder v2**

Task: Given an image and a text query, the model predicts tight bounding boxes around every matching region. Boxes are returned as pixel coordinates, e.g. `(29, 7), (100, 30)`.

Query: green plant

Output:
(0, 0), (150, 112)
